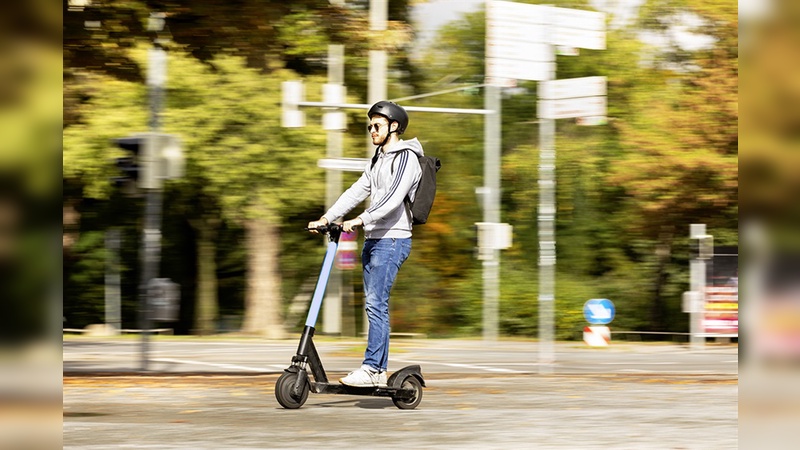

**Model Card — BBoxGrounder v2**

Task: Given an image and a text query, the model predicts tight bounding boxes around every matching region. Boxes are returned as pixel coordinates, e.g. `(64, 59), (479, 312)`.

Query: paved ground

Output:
(64, 373), (737, 449)
(63, 337), (738, 449)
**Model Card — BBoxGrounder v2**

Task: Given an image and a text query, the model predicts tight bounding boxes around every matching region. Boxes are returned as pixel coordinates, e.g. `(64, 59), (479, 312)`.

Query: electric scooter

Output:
(275, 223), (425, 410)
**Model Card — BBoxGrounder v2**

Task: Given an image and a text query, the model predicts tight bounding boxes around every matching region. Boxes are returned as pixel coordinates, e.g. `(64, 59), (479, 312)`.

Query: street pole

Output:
(140, 13), (167, 371)
(105, 228), (121, 333)
(689, 224), (708, 351)
(482, 85), (501, 341)
(362, 0), (388, 338)
(367, 0), (388, 158)
(323, 43), (345, 335)
(538, 42), (557, 373)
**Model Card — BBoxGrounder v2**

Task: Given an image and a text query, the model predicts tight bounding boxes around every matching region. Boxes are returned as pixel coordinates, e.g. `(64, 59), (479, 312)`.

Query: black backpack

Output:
(403, 151), (441, 225)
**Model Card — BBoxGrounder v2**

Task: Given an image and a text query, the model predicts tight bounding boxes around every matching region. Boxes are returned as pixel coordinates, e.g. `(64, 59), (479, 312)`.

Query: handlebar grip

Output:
(305, 223), (343, 233)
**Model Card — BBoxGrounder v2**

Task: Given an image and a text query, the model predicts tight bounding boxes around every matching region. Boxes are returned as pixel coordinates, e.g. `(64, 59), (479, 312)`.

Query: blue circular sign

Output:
(583, 298), (615, 325)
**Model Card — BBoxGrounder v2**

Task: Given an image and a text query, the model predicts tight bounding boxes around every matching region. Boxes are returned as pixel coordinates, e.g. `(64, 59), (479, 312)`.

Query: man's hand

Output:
(342, 218), (363, 233)
(307, 217), (329, 233)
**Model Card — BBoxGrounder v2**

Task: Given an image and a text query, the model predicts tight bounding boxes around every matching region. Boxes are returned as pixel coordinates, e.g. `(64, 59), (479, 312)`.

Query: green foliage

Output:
(63, 232), (107, 328)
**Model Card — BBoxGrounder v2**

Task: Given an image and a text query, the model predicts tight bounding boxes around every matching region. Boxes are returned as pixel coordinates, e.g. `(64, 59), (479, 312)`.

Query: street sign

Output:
(554, 28), (606, 51)
(538, 96), (607, 119)
(553, 6), (606, 50)
(487, 59), (555, 83)
(486, 42), (552, 62)
(539, 76), (607, 100)
(335, 231), (358, 270)
(485, 1), (606, 85)
(554, 6), (606, 32)
(487, 0), (549, 25)
(583, 298), (615, 325)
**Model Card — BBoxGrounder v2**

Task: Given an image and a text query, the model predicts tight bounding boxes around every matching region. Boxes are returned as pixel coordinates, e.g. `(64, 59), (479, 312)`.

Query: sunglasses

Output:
(367, 123), (384, 132)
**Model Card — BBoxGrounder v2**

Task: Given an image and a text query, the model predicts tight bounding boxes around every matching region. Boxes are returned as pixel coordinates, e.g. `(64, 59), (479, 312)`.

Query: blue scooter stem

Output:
(304, 227), (342, 327)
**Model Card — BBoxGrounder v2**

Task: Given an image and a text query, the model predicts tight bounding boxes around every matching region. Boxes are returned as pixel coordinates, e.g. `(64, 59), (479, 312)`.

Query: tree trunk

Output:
(241, 216), (285, 338)
(193, 217), (219, 335)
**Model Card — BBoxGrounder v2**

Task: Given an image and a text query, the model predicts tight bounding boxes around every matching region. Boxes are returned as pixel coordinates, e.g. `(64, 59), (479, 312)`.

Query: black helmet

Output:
(367, 101), (409, 135)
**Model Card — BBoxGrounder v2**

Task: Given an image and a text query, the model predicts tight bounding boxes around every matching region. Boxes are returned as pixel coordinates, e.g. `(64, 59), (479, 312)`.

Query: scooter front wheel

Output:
(275, 371), (309, 409)
(392, 375), (423, 410)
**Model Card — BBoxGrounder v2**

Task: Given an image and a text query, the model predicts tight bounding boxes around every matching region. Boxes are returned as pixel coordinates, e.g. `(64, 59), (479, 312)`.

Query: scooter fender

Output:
(387, 364), (426, 388)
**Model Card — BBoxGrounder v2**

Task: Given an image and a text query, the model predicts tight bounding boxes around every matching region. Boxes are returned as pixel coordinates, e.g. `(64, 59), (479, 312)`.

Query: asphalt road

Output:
(63, 337), (738, 376)
(63, 337), (738, 449)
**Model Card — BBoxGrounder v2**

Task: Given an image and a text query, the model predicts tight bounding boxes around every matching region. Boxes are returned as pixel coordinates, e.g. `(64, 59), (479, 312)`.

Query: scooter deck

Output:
(312, 383), (418, 400)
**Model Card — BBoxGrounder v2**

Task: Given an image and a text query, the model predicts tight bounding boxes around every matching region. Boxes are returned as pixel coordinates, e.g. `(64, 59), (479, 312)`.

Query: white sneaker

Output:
(377, 371), (388, 387)
(340, 365), (384, 387)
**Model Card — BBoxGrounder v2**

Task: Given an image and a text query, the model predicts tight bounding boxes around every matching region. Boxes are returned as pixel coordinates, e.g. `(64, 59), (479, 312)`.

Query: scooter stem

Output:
(304, 227), (342, 328)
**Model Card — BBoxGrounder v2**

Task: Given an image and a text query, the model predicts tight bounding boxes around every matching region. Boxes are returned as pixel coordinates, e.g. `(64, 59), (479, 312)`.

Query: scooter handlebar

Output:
(304, 223), (343, 234)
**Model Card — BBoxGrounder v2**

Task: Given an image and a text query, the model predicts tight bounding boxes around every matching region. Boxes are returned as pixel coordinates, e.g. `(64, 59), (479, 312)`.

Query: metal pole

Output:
(105, 228), (121, 333)
(689, 259), (706, 350)
(483, 85), (501, 341)
(689, 224), (707, 351)
(300, 101), (492, 115)
(538, 42), (557, 373)
(367, 0), (388, 159)
(140, 19), (167, 371)
(362, 0), (388, 337)
(323, 44), (345, 335)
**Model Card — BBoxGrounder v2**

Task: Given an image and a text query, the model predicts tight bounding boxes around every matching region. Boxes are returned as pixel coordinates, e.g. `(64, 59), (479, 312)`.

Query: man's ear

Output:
(390, 121), (399, 133)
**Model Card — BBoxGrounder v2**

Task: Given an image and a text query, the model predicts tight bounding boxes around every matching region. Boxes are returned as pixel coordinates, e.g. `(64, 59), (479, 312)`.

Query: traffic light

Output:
(112, 134), (148, 193)
(111, 133), (183, 190)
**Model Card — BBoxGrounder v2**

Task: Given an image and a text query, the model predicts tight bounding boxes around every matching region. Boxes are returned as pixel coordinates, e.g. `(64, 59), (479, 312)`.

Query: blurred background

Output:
(60, 0), (738, 341)
(8, 0), (800, 447)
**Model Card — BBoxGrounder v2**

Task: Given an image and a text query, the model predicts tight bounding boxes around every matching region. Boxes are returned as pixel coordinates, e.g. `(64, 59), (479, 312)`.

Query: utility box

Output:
(476, 222), (513, 250)
(148, 278), (180, 322)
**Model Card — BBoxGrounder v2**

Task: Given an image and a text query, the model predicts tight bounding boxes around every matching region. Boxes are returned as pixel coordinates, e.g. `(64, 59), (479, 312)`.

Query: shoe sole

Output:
(339, 378), (378, 388)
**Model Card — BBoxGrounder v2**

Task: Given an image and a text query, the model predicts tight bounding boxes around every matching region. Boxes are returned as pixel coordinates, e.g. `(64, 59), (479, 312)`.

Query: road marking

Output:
(391, 358), (526, 374)
(618, 369), (730, 374)
(151, 358), (285, 372)
(600, 362), (677, 365)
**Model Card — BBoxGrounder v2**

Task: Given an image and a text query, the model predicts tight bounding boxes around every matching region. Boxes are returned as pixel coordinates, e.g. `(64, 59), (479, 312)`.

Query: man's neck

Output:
(381, 136), (400, 151)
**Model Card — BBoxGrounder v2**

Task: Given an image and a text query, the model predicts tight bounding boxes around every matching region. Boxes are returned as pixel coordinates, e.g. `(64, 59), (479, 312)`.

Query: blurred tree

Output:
(607, 0), (738, 329)
(63, 49), (326, 337)
(64, 0), (415, 127)
(408, 0), (738, 336)
(63, 0), (418, 336)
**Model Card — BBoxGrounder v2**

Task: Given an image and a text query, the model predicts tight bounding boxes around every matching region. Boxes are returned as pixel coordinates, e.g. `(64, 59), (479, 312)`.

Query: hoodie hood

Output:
(384, 138), (424, 158)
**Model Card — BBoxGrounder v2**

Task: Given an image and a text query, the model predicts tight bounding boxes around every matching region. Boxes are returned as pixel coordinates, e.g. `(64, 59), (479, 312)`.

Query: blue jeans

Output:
(361, 238), (411, 372)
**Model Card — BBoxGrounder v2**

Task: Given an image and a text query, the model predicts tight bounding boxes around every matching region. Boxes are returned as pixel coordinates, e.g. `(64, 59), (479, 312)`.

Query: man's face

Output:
(367, 116), (391, 145)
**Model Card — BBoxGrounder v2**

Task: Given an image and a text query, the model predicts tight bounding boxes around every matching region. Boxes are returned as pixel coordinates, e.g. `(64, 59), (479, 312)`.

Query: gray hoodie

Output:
(323, 138), (424, 239)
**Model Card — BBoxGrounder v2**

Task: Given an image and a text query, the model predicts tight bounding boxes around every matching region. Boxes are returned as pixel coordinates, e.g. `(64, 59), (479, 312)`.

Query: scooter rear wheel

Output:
(275, 371), (309, 409)
(392, 375), (423, 410)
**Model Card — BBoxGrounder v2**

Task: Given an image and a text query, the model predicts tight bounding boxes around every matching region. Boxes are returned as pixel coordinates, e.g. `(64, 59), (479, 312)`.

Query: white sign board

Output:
(487, 59), (555, 83)
(539, 76), (607, 100)
(554, 28), (606, 51)
(486, 1), (606, 84)
(487, 0), (549, 25)
(486, 41), (552, 62)
(552, 6), (606, 50)
(554, 7), (606, 32)
(538, 96), (607, 119)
